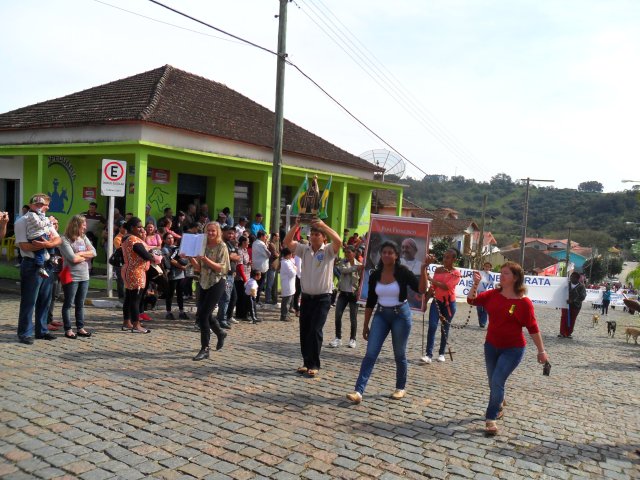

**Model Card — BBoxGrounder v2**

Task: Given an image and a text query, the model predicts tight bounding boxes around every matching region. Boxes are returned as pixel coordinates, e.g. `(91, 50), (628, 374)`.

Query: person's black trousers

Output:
(299, 293), (331, 370)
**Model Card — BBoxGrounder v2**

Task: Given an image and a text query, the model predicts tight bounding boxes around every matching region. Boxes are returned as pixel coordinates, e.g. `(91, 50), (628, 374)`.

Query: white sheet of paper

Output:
(179, 233), (206, 257)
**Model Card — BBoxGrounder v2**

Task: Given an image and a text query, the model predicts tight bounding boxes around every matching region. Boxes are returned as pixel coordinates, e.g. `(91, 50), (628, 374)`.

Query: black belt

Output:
(376, 302), (407, 313)
(302, 293), (331, 300)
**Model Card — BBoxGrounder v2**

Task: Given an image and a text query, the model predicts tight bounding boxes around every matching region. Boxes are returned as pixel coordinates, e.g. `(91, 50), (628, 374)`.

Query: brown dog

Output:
(592, 314), (600, 327)
(625, 327), (640, 344)
(623, 298), (640, 315)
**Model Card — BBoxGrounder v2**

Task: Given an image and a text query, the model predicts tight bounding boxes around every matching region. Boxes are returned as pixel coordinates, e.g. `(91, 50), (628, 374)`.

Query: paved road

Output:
(1, 295), (639, 479)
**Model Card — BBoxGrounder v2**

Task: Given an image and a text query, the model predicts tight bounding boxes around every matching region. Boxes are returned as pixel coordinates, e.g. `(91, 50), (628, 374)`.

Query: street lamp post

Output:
(519, 177), (555, 267)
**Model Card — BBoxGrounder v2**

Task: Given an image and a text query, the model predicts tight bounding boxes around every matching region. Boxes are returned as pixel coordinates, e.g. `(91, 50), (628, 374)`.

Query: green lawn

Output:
(0, 263), (107, 290)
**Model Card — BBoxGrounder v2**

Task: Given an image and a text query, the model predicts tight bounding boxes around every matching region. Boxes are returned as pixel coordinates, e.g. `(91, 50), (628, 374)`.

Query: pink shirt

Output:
(432, 269), (461, 302)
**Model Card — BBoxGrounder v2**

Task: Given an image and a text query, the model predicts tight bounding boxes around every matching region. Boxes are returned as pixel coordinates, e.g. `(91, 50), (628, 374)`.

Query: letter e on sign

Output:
(101, 159), (127, 197)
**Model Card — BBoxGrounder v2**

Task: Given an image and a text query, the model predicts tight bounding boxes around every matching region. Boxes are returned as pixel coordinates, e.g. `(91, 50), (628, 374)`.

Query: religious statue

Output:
(299, 175), (321, 223)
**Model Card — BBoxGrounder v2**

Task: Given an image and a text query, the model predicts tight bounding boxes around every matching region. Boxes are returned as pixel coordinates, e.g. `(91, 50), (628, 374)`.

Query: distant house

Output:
(523, 237), (591, 271)
(489, 247), (559, 276)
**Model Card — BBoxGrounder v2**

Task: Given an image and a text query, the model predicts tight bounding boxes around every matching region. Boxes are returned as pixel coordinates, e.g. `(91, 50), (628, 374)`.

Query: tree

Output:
(608, 257), (623, 277)
(490, 173), (513, 186)
(577, 181), (603, 193)
(431, 237), (454, 263)
(583, 256), (606, 283)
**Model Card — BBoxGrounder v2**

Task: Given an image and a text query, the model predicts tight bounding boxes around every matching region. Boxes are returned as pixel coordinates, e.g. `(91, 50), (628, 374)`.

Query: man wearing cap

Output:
(216, 212), (227, 225)
(216, 225), (240, 328)
(329, 245), (363, 349)
(83, 201), (107, 245)
(235, 216), (248, 237)
(145, 204), (156, 229)
(249, 213), (267, 237)
(284, 217), (342, 377)
(16, 194), (62, 344)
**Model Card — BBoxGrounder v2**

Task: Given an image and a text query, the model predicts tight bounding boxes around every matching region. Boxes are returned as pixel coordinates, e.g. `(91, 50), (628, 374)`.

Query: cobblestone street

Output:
(1, 294), (639, 479)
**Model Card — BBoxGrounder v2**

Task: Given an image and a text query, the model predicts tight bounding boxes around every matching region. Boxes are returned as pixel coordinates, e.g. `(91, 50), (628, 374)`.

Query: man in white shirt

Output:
(16, 194), (62, 344)
(284, 217), (342, 377)
(251, 230), (271, 305)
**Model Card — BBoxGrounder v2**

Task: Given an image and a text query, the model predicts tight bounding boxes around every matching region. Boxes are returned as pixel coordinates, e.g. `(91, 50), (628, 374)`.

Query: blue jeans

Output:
(484, 342), (525, 420)
(62, 280), (89, 331)
(426, 300), (457, 357)
(477, 305), (488, 327)
(17, 258), (53, 339)
(354, 302), (412, 394)
(216, 274), (234, 321)
(334, 292), (358, 340)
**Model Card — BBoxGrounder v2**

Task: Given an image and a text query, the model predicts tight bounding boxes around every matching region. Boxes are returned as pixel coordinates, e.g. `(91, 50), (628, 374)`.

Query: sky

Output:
(1, 0), (639, 192)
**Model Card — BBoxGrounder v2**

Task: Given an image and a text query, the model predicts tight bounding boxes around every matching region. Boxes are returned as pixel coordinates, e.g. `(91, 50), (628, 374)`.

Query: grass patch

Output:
(0, 263), (107, 290)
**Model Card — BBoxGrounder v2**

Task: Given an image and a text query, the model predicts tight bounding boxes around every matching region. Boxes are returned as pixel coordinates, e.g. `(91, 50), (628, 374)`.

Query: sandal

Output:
(64, 331), (77, 339)
(77, 330), (92, 338)
(485, 420), (498, 436)
(307, 369), (319, 377)
(296, 366), (308, 374)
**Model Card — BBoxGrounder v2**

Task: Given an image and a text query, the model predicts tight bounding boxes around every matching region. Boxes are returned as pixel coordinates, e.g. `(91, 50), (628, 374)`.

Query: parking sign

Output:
(101, 159), (127, 197)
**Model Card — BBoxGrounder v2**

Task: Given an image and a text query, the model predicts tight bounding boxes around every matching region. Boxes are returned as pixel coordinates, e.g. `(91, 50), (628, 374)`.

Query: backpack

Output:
(108, 247), (124, 268)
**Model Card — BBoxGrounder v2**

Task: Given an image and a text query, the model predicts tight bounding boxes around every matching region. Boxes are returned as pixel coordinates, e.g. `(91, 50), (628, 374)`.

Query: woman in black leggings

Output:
(191, 222), (230, 361)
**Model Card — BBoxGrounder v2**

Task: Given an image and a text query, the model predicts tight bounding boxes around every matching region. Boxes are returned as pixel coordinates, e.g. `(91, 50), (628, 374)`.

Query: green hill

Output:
(400, 174), (639, 256)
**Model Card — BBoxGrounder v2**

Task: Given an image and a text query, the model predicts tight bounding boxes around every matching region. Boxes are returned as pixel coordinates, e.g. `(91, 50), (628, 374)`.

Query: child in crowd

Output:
(279, 248), (297, 322)
(245, 270), (261, 324)
(24, 195), (55, 277)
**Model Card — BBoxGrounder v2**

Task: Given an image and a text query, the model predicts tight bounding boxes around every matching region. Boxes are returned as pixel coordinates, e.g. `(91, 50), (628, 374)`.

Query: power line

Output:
(96, 0), (431, 175)
(142, 0), (429, 176)
(298, 0), (491, 179)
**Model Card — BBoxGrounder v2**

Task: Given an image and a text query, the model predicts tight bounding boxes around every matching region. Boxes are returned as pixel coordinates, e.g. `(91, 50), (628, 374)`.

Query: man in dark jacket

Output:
(559, 271), (587, 338)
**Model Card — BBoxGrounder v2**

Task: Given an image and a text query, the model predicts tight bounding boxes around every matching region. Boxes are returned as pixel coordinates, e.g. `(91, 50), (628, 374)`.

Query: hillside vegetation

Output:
(401, 174), (639, 257)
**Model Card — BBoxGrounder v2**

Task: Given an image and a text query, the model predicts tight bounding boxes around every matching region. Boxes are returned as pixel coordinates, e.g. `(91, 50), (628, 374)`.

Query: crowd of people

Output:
(10, 193), (555, 437)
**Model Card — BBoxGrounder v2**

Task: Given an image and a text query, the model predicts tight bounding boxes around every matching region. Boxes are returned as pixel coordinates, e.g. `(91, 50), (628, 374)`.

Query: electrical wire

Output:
(143, 0), (429, 176)
(299, 0), (491, 179)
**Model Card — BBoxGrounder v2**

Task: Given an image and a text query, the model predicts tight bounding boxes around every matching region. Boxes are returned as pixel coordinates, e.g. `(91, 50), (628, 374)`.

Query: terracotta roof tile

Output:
(0, 65), (379, 172)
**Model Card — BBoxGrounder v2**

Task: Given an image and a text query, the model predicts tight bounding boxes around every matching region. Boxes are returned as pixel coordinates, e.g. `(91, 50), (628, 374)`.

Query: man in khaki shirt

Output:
(284, 217), (342, 377)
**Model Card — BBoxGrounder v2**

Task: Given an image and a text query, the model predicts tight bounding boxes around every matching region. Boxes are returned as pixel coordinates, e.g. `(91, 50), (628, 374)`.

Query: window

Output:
(234, 181), (252, 219)
(346, 193), (357, 228)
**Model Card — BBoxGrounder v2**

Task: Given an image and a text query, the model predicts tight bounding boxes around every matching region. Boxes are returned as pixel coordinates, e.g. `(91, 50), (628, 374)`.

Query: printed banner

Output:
(439, 266), (570, 309)
(358, 215), (431, 311)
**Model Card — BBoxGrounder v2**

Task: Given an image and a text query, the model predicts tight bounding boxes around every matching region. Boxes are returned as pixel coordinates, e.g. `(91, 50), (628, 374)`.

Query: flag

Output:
(291, 174), (308, 215)
(318, 176), (332, 219)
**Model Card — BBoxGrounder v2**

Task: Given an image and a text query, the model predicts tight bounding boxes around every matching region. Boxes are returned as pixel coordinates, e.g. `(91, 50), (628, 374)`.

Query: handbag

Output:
(59, 260), (73, 285)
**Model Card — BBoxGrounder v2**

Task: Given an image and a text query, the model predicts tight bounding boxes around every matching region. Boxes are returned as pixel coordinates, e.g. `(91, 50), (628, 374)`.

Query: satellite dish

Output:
(359, 149), (406, 181)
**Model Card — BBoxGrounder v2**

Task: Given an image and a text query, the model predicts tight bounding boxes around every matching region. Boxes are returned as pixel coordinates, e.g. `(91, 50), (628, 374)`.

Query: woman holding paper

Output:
(191, 221), (230, 361)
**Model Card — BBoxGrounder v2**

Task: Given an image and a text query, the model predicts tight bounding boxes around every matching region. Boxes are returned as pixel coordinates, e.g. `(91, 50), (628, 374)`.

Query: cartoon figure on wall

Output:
(47, 156), (76, 214)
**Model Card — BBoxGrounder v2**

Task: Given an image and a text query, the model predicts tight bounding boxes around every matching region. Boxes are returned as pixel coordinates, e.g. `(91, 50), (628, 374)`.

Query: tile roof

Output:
(500, 247), (558, 271)
(0, 65), (379, 172)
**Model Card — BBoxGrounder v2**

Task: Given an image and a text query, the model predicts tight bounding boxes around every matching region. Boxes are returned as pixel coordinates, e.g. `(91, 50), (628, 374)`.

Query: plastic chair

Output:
(1, 236), (16, 261)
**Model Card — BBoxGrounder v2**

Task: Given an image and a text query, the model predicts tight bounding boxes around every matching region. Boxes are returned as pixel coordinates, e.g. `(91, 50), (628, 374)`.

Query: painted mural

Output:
(47, 156), (75, 214)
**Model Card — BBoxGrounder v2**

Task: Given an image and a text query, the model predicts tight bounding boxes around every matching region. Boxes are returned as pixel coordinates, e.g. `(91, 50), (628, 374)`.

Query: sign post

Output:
(101, 159), (127, 298)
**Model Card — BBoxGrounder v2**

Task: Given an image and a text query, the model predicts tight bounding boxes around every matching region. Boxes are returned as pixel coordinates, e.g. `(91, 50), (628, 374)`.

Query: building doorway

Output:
(177, 173), (207, 216)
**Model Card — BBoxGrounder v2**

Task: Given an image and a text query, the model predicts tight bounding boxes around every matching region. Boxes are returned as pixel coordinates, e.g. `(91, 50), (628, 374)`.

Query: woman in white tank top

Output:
(347, 241), (430, 404)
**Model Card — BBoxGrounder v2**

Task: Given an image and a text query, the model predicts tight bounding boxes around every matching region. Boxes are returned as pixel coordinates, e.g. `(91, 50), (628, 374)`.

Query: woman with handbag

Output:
(122, 217), (161, 333)
(467, 261), (549, 435)
(191, 221), (230, 361)
(59, 214), (96, 339)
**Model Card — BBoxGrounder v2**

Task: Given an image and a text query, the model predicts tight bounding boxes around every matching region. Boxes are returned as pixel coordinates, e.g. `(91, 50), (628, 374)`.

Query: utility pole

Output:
(476, 194), (487, 269)
(519, 177), (554, 267)
(270, 0), (288, 234)
(565, 227), (572, 276)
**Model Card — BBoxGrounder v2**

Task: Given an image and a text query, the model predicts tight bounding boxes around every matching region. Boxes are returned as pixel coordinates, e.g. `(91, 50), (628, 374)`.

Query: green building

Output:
(0, 65), (403, 251)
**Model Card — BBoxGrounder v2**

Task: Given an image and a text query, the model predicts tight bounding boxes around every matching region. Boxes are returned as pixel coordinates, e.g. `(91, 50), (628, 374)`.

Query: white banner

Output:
(585, 289), (603, 304)
(430, 265), (571, 309)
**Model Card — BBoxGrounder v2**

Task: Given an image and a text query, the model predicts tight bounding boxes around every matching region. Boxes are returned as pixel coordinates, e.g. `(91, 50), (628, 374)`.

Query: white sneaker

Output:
(348, 339), (356, 348)
(228, 317), (239, 324)
(420, 356), (432, 364)
(329, 338), (341, 348)
(437, 354), (446, 362)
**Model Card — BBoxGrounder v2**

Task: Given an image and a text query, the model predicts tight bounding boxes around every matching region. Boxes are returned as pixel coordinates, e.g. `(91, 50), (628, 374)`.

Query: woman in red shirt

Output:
(421, 248), (461, 363)
(467, 261), (549, 435)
